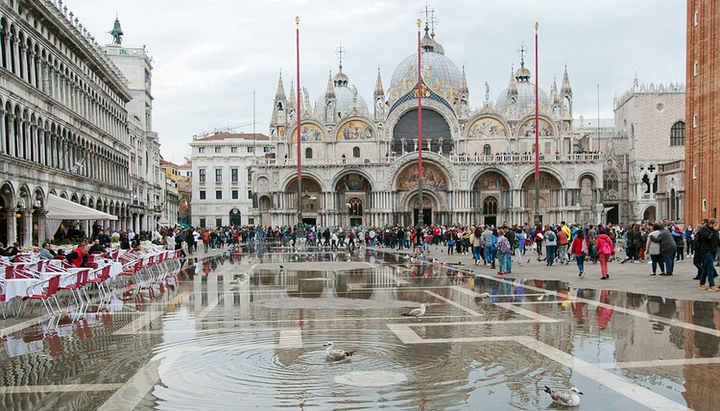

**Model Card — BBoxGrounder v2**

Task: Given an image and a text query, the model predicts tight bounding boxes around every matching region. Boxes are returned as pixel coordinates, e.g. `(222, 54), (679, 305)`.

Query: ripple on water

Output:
(148, 331), (471, 410)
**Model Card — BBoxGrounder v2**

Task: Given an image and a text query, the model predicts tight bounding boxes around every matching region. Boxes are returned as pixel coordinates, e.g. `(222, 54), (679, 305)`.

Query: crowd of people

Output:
(18, 216), (717, 292)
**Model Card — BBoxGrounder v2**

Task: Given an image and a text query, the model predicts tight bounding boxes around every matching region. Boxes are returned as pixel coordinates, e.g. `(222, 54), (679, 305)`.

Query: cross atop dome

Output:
(421, 2), (438, 38)
(335, 42), (346, 71)
(517, 41), (528, 65)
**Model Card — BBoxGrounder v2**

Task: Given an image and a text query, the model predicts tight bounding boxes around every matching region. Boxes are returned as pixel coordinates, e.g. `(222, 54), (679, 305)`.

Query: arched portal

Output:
(285, 177), (323, 227)
(395, 161), (449, 225)
(335, 172), (372, 227)
(229, 207), (242, 226)
(521, 172), (562, 224)
(643, 206), (657, 223)
(472, 171), (511, 226)
(392, 109), (452, 154)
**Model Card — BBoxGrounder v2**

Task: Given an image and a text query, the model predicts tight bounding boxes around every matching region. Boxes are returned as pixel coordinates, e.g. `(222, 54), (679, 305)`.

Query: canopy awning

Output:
(176, 222), (191, 228)
(46, 194), (118, 221)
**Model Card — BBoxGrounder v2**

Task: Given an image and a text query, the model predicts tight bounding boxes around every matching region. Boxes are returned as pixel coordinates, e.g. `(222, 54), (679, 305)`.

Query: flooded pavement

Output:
(2, 246), (720, 410)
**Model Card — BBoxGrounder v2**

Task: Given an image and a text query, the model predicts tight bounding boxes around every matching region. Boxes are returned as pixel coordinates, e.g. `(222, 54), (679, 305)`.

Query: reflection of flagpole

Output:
(416, 18), (425, 228)
(533, 22), (540, 226)
(296, 16), (304, 238)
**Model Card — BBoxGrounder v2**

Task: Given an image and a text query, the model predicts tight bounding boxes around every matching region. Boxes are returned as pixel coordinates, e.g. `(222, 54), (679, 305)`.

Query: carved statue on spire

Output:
(109, 14), (123, 45)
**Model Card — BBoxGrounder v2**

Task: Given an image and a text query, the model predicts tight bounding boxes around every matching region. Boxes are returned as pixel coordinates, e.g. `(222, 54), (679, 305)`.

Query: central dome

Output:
(388, 32), (462, 104)
(496, 62), (549, 111)
(315, 68), (368, 116)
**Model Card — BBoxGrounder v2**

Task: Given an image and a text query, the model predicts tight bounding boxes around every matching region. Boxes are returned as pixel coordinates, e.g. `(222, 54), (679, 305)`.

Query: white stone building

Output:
(104, 36), (163, 231)
(251, 24), (605, 228)
(189, 133), (273, 228)
(0, 4), (162, 246)
(611, 79), (686, 224)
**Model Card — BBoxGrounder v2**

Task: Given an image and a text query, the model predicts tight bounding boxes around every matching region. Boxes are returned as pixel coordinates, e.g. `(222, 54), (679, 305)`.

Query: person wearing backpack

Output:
(515, 228), (526, 267)
(496, 228), (512, 276)
(505, 227), (517, 270)
(544, 226), (557, 266)
(596, 227), (616, 279)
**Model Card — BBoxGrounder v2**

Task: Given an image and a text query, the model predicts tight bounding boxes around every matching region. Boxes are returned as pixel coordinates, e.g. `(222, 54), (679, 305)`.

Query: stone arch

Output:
(387, 151), (459, 191)
(258, 195), (272, 211)
(578, 174), (596, 207)
(466, 115), (509, 139)
(331, 169), (374, 192)
(394, 160), (450, 193)
(642, 205), (657, 223)
(335, 118), (378, 142)
(518, 167), (567, 189)
(471, 169), (512, 211)
(391, 107), (452, 154)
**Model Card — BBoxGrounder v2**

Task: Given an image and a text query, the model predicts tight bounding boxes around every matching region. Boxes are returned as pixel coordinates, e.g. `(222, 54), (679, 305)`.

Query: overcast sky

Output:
(65, 0), (686, 164)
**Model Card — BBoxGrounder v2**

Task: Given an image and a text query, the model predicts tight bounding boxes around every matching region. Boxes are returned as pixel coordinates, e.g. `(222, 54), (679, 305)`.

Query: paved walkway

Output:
(368, 244), (720, 302)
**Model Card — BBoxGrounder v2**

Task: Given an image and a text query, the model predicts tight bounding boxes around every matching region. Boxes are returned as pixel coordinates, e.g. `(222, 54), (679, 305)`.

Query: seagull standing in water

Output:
(323, 342), (355, 361)
(543, 386), (583, 407)
(402, 304), (428, 321)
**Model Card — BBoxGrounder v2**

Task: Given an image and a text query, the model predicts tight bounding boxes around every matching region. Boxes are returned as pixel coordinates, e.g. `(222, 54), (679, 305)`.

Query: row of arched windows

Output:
(1, 95), (129, 188)
(0, 14), (128, 143)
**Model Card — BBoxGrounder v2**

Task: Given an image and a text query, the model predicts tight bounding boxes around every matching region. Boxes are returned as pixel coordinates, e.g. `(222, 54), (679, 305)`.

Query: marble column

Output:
(22, 210), (32, 248)
(6, 208), (16, 245)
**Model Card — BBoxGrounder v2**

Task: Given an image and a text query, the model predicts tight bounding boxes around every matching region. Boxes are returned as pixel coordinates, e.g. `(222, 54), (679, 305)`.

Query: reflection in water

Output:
(692, 301), (720, 358)
(2, 248), (720, 410)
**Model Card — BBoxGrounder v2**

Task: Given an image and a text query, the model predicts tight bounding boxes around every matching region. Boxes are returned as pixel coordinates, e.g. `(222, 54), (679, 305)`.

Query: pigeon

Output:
(323, 342), (355, 361)
(543, 386), (583, 407)
(402, 304), (428, 321)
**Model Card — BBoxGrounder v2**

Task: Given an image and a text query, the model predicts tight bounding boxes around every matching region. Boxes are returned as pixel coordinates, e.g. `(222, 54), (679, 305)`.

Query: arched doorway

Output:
(521, 171), (562, 224)
(229, 207), (241, 226)
(473, 171), (510, 226)
(395, 161), (449, 225)
(285, 177), (322, 227)
(643, 206), (656, 223)
(335, 173), (372, 227)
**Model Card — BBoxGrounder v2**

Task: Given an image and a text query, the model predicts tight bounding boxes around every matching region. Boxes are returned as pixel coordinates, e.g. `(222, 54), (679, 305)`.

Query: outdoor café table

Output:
(3, 278), (42, 300)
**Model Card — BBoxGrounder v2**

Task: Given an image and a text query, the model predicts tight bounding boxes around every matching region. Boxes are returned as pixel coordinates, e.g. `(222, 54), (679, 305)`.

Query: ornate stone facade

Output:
(251, 24), (604, 228)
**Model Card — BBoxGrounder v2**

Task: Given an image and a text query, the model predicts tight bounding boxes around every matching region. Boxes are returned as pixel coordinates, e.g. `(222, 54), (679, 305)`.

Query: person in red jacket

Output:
(571, 230), (589, 278)
(596, 228), (615, 280)
(65, 240), (88, 268)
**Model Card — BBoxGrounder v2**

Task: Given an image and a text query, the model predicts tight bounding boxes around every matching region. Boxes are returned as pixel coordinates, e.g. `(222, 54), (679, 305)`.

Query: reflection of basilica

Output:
(252, 18), (603, 228)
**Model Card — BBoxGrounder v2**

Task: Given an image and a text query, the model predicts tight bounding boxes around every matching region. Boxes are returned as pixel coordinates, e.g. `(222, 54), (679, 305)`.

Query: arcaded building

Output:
(0, 3), (161, 246)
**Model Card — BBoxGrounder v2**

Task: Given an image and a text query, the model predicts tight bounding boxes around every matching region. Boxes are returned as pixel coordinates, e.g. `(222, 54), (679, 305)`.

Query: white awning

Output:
(46, 194), (118, 221)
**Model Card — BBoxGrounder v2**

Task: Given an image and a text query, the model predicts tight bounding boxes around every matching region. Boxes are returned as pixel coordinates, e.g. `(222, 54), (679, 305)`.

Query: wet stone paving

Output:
(2, 245), (720, 410)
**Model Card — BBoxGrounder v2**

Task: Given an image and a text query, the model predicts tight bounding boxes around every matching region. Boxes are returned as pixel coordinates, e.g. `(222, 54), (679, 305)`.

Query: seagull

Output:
(543, 386), (583, 407)
(479, 292), (490, 299)
(402, 304), (428, 321)
(323, 342), (355, 361)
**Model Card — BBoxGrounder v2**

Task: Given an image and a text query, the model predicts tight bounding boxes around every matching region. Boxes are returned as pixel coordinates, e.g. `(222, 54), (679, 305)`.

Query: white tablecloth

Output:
(4, 336), (44, 358)
(109, 262), (123, 278)
(3, 278), (43, 300)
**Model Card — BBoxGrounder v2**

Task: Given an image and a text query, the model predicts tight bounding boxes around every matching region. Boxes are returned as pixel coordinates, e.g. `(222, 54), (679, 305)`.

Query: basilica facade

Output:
(251, 27), (604, 228)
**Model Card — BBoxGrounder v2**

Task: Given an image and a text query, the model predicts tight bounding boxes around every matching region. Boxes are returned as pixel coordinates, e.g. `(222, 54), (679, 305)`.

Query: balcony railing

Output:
(253, 152), (602, 166)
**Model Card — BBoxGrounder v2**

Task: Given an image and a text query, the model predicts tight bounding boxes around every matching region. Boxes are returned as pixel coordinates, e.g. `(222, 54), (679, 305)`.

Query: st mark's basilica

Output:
(251, 22), (604, 229)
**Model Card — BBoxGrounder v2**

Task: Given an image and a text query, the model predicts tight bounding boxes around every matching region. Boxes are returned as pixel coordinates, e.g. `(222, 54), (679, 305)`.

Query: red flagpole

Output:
(417, 19), (423, 177)
(534, 22), (540, 225)
(296, 17), (302, 182)
(416, 18), (425, 228)
(296, 16), (303, 234)
(534, 22), (539, 181)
